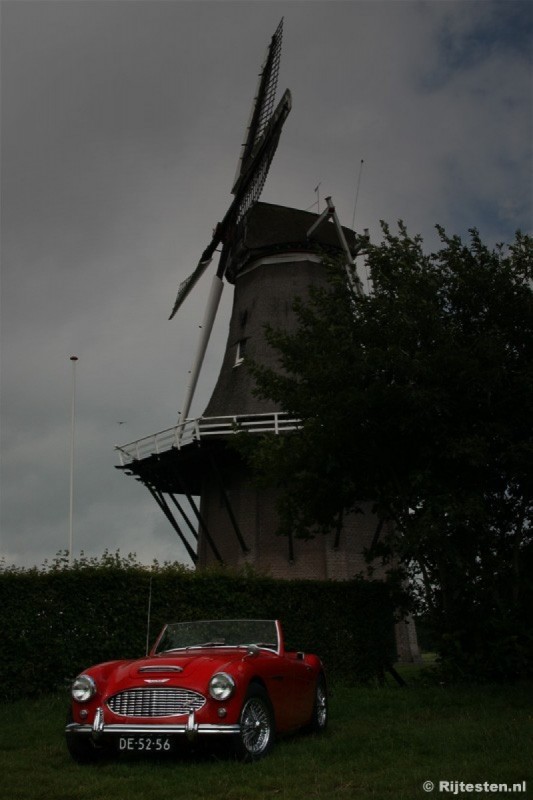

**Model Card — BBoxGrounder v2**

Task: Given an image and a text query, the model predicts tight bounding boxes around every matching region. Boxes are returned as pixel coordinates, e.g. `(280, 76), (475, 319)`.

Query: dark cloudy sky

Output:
(1, 0), (532, 569)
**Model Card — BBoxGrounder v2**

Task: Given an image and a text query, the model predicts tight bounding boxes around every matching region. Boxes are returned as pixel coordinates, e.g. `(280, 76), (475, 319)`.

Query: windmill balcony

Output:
(115, 411), (300, 466)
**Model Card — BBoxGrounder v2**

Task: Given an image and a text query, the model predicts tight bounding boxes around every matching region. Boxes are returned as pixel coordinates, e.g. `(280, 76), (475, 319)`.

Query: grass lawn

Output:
(1, 679), (531, 800)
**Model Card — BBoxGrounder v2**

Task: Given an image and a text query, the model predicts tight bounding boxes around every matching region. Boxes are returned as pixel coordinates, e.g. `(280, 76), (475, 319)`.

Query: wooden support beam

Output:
(209, 452), (249, 555)
(145, 484), (198, 564)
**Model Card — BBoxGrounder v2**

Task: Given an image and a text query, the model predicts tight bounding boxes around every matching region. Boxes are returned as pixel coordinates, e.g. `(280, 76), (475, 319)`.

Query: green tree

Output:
(242, 224), (533, 681)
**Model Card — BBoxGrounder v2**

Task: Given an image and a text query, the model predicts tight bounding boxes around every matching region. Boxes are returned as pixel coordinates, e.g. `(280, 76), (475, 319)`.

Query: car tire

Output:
(65, 710), (105, 764)
(307, 673), (328, 733)
(232, 684), (275, 761)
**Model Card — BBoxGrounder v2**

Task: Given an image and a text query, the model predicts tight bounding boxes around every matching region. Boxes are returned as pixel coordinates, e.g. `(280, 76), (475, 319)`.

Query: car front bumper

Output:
(66, 707), (240, 739)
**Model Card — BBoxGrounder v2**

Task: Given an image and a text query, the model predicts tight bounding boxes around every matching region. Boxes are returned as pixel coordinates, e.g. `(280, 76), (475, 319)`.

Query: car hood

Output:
(100, 649), (248, 695)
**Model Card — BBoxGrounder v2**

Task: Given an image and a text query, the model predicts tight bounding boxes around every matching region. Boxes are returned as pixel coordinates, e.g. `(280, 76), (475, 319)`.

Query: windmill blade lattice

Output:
(169, 19), (291, 321)
(169, 256), (215, 320)
(170, 86), (290, 318)
(232, 88), (292, 230)
(232, 18), (284, 195)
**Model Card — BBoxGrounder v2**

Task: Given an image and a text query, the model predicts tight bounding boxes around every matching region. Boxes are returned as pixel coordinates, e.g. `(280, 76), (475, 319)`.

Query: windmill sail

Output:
(169, 256), (215, 320)
(231, 88), (292, 228)
(168, 221), (225, 320)
(170, 19), (292, 423)
(169, 19), (290, 323)
(169, 88), (291, 319)
(232, 18), (284, 194)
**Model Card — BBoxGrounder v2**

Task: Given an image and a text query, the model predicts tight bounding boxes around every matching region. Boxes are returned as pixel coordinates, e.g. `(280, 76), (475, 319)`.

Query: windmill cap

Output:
(225, 202), (360, 282)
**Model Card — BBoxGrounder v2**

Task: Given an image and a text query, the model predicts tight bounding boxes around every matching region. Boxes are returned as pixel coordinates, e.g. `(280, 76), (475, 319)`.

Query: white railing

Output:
(115, 411), (300, 466)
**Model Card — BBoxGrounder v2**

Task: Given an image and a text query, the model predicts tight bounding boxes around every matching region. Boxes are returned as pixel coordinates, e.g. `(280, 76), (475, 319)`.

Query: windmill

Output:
(116, 17), (366, 568)
(170, 18), (291, 429)
(115, 21), (420, 662)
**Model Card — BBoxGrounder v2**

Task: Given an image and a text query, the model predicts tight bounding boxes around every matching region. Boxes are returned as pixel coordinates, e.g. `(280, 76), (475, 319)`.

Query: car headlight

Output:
(209, 672), (236, 701)
(71, 674), (97, 703)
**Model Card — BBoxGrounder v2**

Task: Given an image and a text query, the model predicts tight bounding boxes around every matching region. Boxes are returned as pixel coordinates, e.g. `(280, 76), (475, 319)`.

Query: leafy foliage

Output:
(241, 225), (533, 681)
(0, 553), (395, 700)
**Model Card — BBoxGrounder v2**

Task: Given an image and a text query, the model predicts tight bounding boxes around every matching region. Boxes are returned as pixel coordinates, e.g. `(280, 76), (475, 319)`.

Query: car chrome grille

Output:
(107, 688), (206, 718)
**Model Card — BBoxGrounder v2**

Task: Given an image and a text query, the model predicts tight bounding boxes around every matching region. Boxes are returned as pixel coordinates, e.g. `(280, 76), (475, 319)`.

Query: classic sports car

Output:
(65, 619), (327, 762)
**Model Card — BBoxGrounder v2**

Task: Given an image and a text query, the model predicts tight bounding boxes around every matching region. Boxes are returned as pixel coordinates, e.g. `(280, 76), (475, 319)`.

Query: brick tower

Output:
(197, 200), (371, 578)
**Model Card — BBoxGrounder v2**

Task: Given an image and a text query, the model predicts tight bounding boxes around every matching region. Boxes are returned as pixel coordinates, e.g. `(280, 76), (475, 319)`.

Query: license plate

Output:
(118, 736), (172, 753)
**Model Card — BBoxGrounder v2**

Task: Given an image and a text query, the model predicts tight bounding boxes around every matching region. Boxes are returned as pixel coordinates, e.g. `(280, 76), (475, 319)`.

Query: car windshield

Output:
(154, 619), (279, 655)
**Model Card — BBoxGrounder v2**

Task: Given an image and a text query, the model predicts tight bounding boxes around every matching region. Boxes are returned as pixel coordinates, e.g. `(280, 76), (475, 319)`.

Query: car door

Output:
(286, 654), (316, 724)
(265, 652), (315, 729)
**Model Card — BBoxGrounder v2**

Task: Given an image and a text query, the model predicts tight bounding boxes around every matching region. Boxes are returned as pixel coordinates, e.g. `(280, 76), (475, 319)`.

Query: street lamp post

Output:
(69, 356), (78, 565)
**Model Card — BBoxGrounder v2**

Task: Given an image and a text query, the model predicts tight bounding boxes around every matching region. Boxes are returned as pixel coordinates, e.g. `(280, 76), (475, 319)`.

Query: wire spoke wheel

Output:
(307, 674), (328, 733)
(315, 681), (328, 729)
(235, 687), (274, 760)
(241, 697), (272, 754)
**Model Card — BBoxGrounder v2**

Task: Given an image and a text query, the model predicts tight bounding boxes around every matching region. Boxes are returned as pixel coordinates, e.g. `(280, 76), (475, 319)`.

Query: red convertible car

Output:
(65, 619), (327, 762)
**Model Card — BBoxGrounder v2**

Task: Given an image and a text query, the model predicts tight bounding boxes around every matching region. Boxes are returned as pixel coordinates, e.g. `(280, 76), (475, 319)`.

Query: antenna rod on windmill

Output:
(314, 182), (321, 213)
(351, 159), (364, 230)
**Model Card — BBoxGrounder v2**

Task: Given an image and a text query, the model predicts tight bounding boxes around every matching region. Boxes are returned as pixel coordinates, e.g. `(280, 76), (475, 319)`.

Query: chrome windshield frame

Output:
(152, 619), (281, 656)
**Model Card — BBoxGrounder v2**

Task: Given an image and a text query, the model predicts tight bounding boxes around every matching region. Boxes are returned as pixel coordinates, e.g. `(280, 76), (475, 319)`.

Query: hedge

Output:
(0, 555), (396, 700)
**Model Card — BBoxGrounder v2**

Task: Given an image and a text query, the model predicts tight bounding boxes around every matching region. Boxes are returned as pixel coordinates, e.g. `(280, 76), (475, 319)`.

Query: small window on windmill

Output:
(235, 338), (248, 367)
